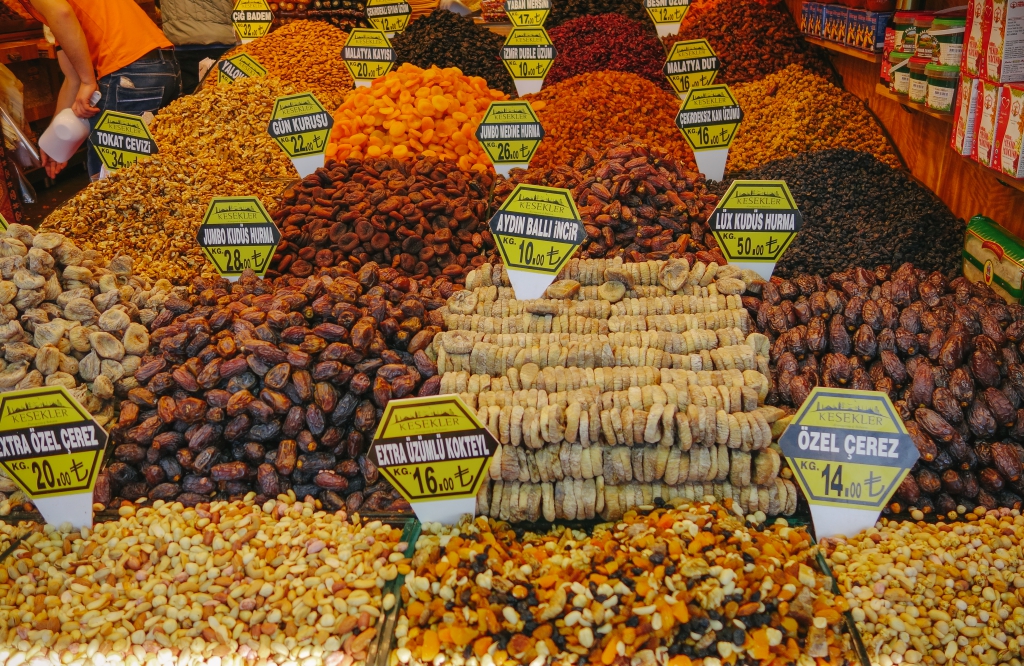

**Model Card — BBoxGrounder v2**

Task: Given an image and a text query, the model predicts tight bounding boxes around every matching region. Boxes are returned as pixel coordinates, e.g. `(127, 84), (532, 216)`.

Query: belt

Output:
(137, 48), (175, 62)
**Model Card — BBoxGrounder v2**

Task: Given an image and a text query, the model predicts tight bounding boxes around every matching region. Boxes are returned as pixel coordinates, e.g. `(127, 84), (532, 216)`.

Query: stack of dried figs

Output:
(267, 157), (495, 285)
(103, 264), (448, 512)
(752, 262), (1024, 515)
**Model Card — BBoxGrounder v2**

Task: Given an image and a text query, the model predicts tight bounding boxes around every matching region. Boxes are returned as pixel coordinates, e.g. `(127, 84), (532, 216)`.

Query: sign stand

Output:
(693, 147), (728, 182)
(289, 154), (326, 179)
(513, 80), (544, 96)
(653, 22), (682, 38)
(33, 496), (93, 530)
(407, 497), (478, 525)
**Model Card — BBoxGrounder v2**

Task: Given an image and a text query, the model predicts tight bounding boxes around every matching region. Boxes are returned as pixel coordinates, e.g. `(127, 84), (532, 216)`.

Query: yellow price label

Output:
(217, 53), (267, 84)
(708, 180), (802, 264)
(675, 85), (742, 151)
(787, 458), (909, 510)
(267, 92), (334, 159)
(197, 197), (281, 278)
(644, 0), (689, 25)
(663, 39), (718, 96)
(342, 29), (396, 82)
(0, 386), (107, 499)
(503, 0), (550, 26)
(90, 111), (158, 172)
(232, 0), (273, 41)
(475, 101), (544, 169)
(490, 184), (583, 275)
(502, 27), (557, 80)
(365, 0), (411, 33)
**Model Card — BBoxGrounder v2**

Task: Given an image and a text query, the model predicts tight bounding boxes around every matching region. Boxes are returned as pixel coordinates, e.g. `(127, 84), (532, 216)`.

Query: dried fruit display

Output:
(546, 0), (649, 29)
(394, 504), (852, 666)
(392, 9), (515, 96)
(547, 14), (668, 89)
(213, 20), (354, 109)
(665, 0), (832, 84)
(524, 71), (696, 170)
(267, 157), (495, 284)
(1, 498), (409, 666)
(104, 264), (447, 511)
(436, 258), (798, 520)
(826, 512), (1024, 666)
(728, 67), (900, 172)
(712, 150), (963, 279)
(325, 64), (507, 172)
(754, 262), (1024, 515)
(42, 77), (301, 284)
(494, 142), (722, 263)
(0, 223), (174, 427)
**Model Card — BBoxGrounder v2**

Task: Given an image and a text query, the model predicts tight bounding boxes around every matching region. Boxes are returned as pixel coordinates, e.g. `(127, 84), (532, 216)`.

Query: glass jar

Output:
(931, 17), (966, 66)
(889, 51), (913, 95)
(925, 63), (959, 112)
(908, 56), (929, 103)
(893, 12), (918, 52)
(913, 14), (936, 58)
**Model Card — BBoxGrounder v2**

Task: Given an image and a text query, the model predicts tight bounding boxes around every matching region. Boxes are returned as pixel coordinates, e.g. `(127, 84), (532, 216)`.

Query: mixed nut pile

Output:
(394, 504), (852, 666)
(103, 264), (445, 511)
(439, 257), (798, 520)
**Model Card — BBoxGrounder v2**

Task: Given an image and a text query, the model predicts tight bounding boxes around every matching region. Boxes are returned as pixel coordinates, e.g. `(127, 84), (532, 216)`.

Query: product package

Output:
(952, 75), (982, 156)
(976, 80), (1003, 166)
(963, 216), (1024, 304)
(802, 2), (824, 37)
(964, 0), (986, 75)
(984, 0), (1024, 82)
(824, 5), (849, 42)
(847, 10), (892, 51)
(995, 83), (1024, 178)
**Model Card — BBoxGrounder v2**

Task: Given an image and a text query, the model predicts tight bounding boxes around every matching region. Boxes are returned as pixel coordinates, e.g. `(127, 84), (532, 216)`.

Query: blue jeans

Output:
(87, 51), (181, 177)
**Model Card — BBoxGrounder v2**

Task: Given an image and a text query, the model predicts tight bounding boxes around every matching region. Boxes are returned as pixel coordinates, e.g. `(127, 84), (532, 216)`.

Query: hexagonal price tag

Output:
(342, 29), (395, 87)
(369, 395), (498, 524)
(503, 0), (550, 27)
(365, 0), (411, 36)
(674, 84), (741, 180)
(644, 0), (688, 37)
(501, 27), (557, 97)
(0, 385), (109, 528)
(490, 184), (583, 300)
(708, 180), (802, 281)
(217, 53), (267, 84)
(89, 110), (158, 172)
(778, 387), (918, 539)
(267, 92), (334, 177)
(474, 101), (544, 177)
(232, 0), (273, 43)
(197, 196), (282, 280)
(663, 39), (719, 99)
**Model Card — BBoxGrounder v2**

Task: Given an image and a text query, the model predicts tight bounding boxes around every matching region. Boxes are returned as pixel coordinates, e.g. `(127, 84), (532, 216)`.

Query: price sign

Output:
(365, 0), (411, 35)
(779, 387), (918, 539)
(0, 386), (108, 528)
(708, 180), (801, 281)
(664, 39), (719, 99)
(267, 92), (334, 177)
(369, 395), (498, 524)
(90, 111), (158, 172)
(197, 196), (282, 280)
(674, 84), (741, 180)
(217, 53), (267, 84)
(503, 0), (550, 27)
(232, 0), (273, 42)
(644, 0), (688, 37)
(475, 101), (544, 177)
(501, 27), (557, 96)
(490, 184), (583, 300)
(342, 29), (396, 87)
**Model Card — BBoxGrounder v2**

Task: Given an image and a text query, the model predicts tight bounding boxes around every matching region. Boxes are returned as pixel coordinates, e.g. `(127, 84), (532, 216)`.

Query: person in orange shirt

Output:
(23, 0), (181, 178)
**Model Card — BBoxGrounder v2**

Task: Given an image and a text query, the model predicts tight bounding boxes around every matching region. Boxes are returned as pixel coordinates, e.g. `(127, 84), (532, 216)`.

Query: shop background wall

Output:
(783, 0), (1024, 236)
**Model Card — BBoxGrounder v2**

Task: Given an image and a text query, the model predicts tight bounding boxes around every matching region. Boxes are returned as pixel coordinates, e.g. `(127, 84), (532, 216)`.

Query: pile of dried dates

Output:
(267, 157), (495, 284)
(495, 142), (723, 264)
(753, 262), (1024, 515)
(102, 265), (448, 511)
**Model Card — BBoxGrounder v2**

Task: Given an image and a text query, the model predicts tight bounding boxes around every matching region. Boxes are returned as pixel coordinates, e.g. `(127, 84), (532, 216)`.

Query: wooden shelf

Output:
(984, 164), (1024, 194)
(874, 83), (955, 123)
(804, 36), (883, 63)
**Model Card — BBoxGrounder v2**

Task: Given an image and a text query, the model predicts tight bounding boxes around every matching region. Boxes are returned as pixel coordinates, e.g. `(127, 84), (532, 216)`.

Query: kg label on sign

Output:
(89, 111), (158, 172)
(708, 180), (802, 281)
(503, 0), (550, 26)
(475, 100), (544, 177)
(267, 92), (334, 177)
(663, 39), (719, 98)
(501, 27), (557, 96)
(342, 29), (396, 86)
(778, 387), (918, 539)
(232, 0), (273, 42)
(365, 0), (412, 35)
(197, 196), (282, 280)
(644, 0), (688, 37)
(674, 84), (742, 180)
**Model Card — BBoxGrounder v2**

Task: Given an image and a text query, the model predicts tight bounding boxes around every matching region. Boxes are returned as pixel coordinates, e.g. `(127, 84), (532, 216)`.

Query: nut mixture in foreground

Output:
(0, 496), (408, 666)
(392, 503), (851, 666)
(825, 511), (1024, 666)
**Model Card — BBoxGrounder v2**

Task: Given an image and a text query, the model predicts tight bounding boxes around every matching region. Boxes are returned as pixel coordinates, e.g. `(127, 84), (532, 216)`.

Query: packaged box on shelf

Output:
(976, 80), (1003, 166)
(984, 0), (1024, 82)
(844, 9), (890, 51)
(964, 0), (986, 75)
(963, 216), (1024, 304)
(995, 83), (1024, 178)
(824, 5), (849, 42)
(802, 2), (824, 37)
(952, 75), (982, 156)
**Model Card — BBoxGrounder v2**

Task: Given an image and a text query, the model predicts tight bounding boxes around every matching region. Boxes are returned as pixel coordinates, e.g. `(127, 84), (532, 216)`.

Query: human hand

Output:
(71, 80), (99, 118)
(40, 149), (67, 178)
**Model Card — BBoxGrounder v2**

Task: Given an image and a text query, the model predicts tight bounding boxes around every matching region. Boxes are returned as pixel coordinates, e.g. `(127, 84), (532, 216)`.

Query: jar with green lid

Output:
(889, 51), (913, 95)
(908, 57), (929, 103)
(925, 63), (959, 112)
(894, 12), (917, 52)
(913, 14), (936, 58)
(931, 17), (965, 66)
